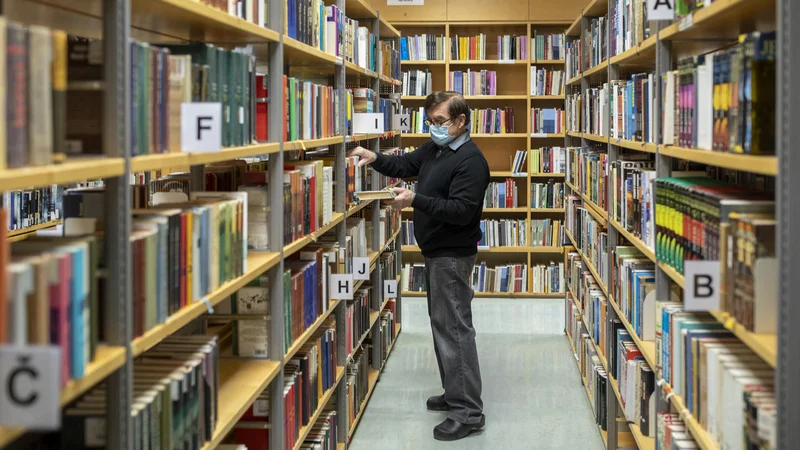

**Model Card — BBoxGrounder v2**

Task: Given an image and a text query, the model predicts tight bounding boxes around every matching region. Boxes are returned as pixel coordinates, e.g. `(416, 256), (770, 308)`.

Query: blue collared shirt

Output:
(447, 131), (471, 151)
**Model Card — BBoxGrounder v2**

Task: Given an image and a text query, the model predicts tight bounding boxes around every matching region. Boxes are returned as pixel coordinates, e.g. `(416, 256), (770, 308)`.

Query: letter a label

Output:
(353, 257), (370, 281)
(330, 274), (354, 300)
(684, 260), (720, 311)
(647, 0), (675, 21)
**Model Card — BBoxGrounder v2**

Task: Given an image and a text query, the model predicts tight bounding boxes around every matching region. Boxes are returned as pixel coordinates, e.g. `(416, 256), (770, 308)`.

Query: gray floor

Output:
(348, 297), (606, 450)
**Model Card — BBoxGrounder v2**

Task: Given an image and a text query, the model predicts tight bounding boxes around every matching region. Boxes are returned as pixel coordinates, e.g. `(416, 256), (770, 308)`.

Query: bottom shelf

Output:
(402, 290), (564, 298)
(293, 366), (346, 450)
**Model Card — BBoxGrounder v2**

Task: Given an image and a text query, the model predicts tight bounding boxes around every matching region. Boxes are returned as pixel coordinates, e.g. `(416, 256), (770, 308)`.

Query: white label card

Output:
(387, 0), (424, 5)
(353, 113), (385, 134)
(0, 346), (61, 430)
(181, 102), (222, 153)
(330, 274), (354, 300)
(394, 114), (411, 133)
(647, 0), (675, 21)
(384, 280), (398, 298)
(683, 260), (720, 311)
(353, 257), (370, 280)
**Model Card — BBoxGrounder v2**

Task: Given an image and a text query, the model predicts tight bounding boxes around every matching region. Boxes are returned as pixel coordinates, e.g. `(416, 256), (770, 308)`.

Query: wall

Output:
(368, 0), (585, 23)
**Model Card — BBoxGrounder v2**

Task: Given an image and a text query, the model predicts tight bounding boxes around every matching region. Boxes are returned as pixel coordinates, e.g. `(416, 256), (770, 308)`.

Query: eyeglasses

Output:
(423, 117), (455, 127)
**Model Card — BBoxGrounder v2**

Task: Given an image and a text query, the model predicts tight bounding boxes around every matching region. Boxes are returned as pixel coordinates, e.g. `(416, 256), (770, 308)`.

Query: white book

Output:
(696, 56), (714, 150)
(663, 71), (676, 145)
(357, 27), (369, 69)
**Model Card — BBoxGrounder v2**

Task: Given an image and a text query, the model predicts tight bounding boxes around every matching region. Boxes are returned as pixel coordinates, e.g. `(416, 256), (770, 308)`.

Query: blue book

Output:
(683, 329), (732, 412)
(479, 221), (486, 246)
(68, 244), (88, 379)
(543, 108), (556, 133)
(499, 267), (508, 292)
(400, 37), (408, 60)
(498, 183), (506, 207)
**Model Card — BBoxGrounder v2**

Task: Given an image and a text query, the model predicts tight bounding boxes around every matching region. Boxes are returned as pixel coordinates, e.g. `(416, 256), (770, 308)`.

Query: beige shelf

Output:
(401, 133), (430, 138)
(609, 34), (657, 67)
(7, 220), (61, 239)
(283, 213), (345, 258)
(630, 423), (655, 450)
(659, 145), (777, 176)
(131, 251), (281, 356)
(530, 172), (566, 178)
(567, 131), (582, 138)
(583, 60), (608, 79)
(402, 245), (560, 253)
(463, 95), (528, 100)
(401, 60), (446, 65)
(708, 310), (777, 368)
(0, 345), (127, 447)
(531, 60), (566, 65)
(284, 136), (344, 151)
(402, 290), (564, 298)
(131, 143), (281, 172)
(200, 359), (282, 450)
(566, 15), (581, 36)
(292, 366), (346, 450)
(614, 138), (657, 154)
(582, 133), (608, 144)
(567, 73), (582, 86)
(472, 133), (529, 138)
(607, 297), (657, 369)
(346, 199), (374, 218)
(482, 207), (528, 212)
(490, 171), (529, 177)
(283, 35), (340, 66)
(401, 95), (428, 101)
(530, 133), (566, 138)
(530, 208), (566, 213)
(0, 158), (125, 191)
(284, 300), (341, 364)
(448, 59), (528, 65)
(530, 95), (566, 100)
(658, 261), (685, 288)
(608, 218), (655, 262)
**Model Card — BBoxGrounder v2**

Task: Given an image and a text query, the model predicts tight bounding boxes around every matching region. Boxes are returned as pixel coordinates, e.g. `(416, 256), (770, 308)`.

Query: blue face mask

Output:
(430, 125), (455, 146)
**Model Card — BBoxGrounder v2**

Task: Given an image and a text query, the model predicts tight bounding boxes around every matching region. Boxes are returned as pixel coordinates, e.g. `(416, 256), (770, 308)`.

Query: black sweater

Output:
(372, 138), (490, 257)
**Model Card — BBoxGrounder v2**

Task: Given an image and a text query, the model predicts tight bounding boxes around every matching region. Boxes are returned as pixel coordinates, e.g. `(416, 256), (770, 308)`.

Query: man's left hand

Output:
(385, 187), (415, 209)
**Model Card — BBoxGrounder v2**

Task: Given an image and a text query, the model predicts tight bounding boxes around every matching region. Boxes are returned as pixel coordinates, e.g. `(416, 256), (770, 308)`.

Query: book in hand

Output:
(354, 190), (396, 201)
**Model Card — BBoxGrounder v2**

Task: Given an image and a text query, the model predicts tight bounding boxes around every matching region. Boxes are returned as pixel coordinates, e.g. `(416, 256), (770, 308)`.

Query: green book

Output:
(217, 48), (230, 147)
(231, 50), (242, 147)
(162, 43), (217, 102)
(289, 79), (297, 141)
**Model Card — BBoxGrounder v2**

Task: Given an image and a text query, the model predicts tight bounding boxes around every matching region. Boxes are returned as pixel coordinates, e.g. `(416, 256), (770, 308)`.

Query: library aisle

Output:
(349, 297), (604, 450)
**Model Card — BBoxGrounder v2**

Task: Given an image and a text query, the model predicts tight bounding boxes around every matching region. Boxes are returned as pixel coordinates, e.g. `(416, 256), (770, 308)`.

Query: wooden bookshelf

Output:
(402, 245), (561, 253)
(284, 300), (342, 364)
(348, 369), (381, 440)
(199, 360), (282, 450)
(7, 220), (61, 238)
(660, 381), (719, 450)
(530, 95), (565, 100)
(659, 145), (777, 176)
(283, 213), (346, 257)
(708, 309), (777, 368)
(607, 297), (657, 369)
(283, 136), (344, 151)
(402, 290), (564, 298)
(608, 218), (655, 262)
(401, 60), (446, 65)
(615, 138), (657, 154)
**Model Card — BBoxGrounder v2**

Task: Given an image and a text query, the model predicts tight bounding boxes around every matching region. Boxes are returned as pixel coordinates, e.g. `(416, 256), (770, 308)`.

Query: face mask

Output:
(430, 125), (455, 146)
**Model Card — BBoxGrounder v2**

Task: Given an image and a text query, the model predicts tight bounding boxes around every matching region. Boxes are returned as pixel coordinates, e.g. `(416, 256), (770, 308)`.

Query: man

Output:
(347, 91), (490, 441)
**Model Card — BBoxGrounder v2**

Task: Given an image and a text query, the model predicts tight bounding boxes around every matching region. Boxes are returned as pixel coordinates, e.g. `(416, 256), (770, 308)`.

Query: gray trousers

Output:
(424, 254), (484, 425)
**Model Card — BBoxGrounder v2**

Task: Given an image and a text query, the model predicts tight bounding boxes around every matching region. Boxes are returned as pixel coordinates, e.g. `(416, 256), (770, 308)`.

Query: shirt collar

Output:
(448, 131), (471, 151)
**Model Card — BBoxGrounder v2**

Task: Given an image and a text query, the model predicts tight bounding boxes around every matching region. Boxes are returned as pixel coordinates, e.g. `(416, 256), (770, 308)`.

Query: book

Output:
(355, 190), (396, 201)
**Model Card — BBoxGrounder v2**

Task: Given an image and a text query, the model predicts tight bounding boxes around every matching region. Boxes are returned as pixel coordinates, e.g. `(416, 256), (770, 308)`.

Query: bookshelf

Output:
(0, 0), (404, 449)
(561, 0), (790, 448)
(395, 21), (571, 297)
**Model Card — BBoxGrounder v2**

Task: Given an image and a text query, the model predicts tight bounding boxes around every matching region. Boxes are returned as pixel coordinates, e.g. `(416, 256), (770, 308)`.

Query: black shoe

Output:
(426, 394), (450, 411)
(433, 415), (486, 441)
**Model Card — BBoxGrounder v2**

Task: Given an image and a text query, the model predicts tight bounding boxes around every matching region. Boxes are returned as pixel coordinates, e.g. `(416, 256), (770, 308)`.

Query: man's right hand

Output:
(346, 146), (377, 168)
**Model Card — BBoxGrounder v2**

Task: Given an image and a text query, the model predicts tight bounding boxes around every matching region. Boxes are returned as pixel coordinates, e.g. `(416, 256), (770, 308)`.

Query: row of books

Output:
(401, 69), (434, 96)
(530, 108), (565, 134)
(530, 181), (564, 209)
(346, 348), (371, 429)
(662, 32), (776, 154)
(566, 92), (580, 133)
(609, 158), (656, 250)
(656, 303), (775, 449)
(478, 219), (528, 247)
(496, 35), (529, 61)
(510, 149), (528, 173)
(469, 108), (516, 134)
(283, 77), (339, 142)
(610, 74), (656, 143)
(372, 305), (397, 367)
(400, 34), (446, 61)
(612, 326), (656, 437)
(584, 16), (608, 70)
(449, 70), (498, 96)
(450, 34), (488, 61)
(530, 262), (565, 294)
(530, 67), (564, 96)
(532, 33), (565, 61)
(566, 201), (609, 287)
(610, 0), (650, 59)
(484, 179), (520, 208)
(345, 287), (374, 360)
(530, 219), (563, 247)
(368, 206), (401, 251)
(472, 262), (529, 293)
(400, 220), (417, 246)
(566, 39), (583, 80)
(611, 247), (656, 341)
(566, 146), (608, 211)
(530, 147), (567, 174)
(657, 413), (701, 450)
(4, 185), (63, 232)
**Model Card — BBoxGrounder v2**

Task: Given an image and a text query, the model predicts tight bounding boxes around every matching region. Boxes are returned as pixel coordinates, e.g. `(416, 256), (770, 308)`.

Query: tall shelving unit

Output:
(0, 0), (404, 448)
(560, 0), (790, 449)
(395, 21), (570, 298)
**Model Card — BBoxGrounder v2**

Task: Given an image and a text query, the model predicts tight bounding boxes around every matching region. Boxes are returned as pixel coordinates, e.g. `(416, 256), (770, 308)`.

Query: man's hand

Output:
(346, 146), (376, 168)
(384, 187), (415, 210)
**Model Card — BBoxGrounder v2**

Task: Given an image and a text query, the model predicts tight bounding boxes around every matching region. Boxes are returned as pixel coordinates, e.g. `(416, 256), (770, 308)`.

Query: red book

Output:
(234, 425), (269, 450)
(256, 74), (268, 141)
